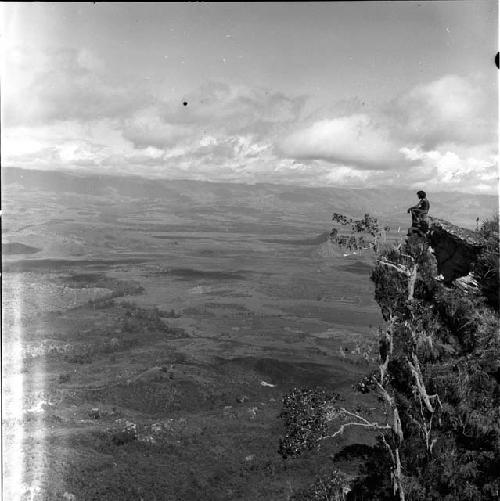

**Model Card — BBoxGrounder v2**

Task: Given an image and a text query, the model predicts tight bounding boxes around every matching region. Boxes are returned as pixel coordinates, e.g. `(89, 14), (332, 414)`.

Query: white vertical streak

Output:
(2, 272), (25, 500)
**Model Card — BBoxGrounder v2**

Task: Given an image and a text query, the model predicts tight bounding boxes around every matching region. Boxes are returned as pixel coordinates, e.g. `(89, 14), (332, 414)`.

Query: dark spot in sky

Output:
(495, 52), (499, 70)
(183, 101), (188, 106)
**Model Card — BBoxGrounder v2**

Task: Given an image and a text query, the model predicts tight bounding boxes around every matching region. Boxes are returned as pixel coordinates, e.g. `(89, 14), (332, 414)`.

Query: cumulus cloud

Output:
(3, 47), (152, 125)
(120, 81), (305, 152)
(122, 108), (192, 149)
(276, 74), (497, 192)
(400, 143), (498, 193)
(390, 74), (497, 148)
(278, 114), (403, 170)
(171, 82), (305, 129)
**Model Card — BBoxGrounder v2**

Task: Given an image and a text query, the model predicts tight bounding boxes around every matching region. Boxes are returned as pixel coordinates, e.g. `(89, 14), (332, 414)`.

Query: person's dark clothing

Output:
(408, 198), (430, 234)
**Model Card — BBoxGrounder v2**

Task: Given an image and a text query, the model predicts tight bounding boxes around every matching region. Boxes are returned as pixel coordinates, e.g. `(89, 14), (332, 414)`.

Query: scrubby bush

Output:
(478, 213), (499, 239)
(291, 470), (350, 501)
(474, 215), (499, 311)
(278, 388), (339, 459)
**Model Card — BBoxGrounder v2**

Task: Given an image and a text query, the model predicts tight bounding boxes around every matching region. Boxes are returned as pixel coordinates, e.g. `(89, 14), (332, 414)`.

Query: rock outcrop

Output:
(327, 211), (491, 289)
(427, 217), (487, 283)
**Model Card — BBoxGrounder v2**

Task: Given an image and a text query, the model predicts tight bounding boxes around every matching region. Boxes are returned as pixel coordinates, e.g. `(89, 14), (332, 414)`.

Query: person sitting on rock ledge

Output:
(407, 190), (430, 236)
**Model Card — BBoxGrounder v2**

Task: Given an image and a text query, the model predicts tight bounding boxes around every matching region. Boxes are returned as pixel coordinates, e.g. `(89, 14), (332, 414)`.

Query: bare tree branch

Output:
(319, 421), (391, 442)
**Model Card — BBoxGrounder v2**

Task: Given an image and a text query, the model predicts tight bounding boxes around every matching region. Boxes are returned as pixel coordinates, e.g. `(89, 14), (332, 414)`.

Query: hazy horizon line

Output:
(3, 165), (499, 198)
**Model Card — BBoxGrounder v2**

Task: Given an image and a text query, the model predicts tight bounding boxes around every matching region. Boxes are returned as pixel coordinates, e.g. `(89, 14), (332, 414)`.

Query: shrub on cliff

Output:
(474, 215), (499, 310)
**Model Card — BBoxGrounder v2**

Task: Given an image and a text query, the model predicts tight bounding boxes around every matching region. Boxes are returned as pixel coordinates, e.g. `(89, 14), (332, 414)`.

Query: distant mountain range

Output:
(3, 167), (497, 228)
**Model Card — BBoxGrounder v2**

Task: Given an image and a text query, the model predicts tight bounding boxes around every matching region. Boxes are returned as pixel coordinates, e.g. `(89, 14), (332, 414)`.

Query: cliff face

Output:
(277, 213), (498, 500)
(366, 217), (500, 500)
(427, 217), (487, 283)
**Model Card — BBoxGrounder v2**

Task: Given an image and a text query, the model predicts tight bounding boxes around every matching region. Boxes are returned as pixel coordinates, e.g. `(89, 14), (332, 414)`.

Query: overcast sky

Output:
(2, 2), (498, 193)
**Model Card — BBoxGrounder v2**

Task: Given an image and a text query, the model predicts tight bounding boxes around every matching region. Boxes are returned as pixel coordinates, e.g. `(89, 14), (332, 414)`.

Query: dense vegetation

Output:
(279, 215), (500, 500)
(474, 214), (500, 310)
